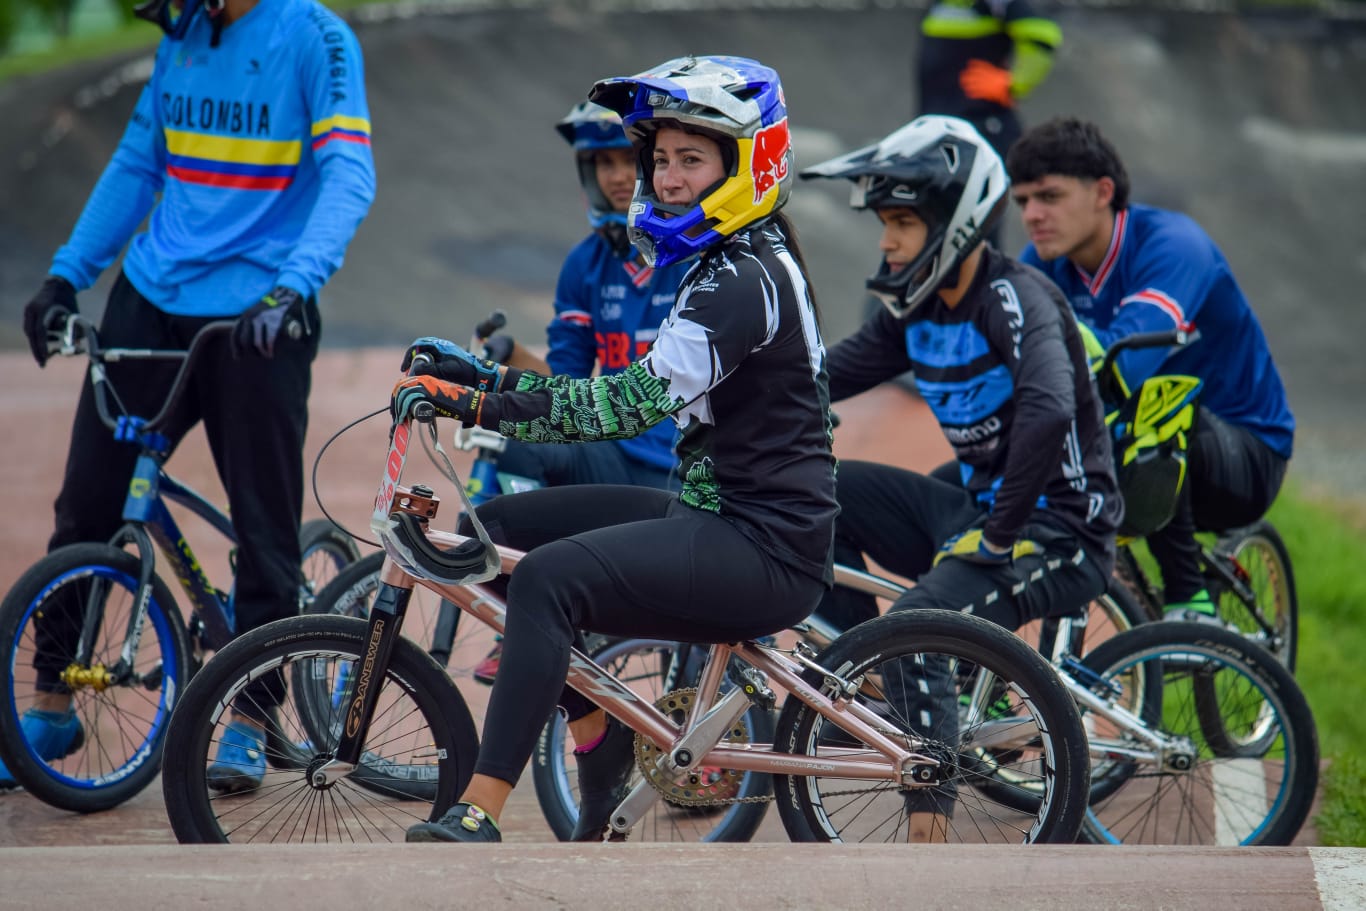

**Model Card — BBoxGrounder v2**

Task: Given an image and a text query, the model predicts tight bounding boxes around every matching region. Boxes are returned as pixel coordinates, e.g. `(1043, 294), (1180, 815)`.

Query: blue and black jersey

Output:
(51, 0), (375, 313)
(1021, 204), (1294, 459)
(828, 246), (1119, 555)
(545, 233), (691, 472)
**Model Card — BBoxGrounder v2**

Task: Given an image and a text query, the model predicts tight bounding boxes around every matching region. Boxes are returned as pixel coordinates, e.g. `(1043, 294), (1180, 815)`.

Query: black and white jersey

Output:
(482, 221), (838, 583)
(827, 246), (1120, 554)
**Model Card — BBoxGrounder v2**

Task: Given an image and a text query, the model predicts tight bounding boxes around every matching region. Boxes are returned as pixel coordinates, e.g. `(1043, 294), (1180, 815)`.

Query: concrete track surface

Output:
(0, 844), (1362, 910)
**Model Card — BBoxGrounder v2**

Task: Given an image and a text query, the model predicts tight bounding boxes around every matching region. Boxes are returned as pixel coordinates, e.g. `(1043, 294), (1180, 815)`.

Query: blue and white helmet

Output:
(589, 55), (793, 268)
(555, 101), (633, 235)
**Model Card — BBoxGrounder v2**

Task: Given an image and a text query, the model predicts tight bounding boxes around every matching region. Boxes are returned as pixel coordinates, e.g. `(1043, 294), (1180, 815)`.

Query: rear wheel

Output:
(774, 609), (1090, 844)
(162, 614), (478, 843)
(0, 544), (190, 812)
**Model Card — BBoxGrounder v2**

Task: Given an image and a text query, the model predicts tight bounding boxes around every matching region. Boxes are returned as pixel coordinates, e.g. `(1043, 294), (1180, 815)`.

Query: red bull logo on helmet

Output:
(751, 118), (790, 204)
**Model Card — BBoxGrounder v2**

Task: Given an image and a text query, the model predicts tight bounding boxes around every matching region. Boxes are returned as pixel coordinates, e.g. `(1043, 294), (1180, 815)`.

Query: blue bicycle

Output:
(0, 316), (357, 812)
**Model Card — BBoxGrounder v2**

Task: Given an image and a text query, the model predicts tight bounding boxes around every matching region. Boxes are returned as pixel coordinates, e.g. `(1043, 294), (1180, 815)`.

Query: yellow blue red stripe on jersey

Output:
(311, 114), (372, 151)
(164, 128), (302, 191)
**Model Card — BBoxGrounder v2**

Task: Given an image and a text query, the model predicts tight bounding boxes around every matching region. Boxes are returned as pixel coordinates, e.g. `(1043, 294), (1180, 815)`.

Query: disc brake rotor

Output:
(634, 687), (750, 807)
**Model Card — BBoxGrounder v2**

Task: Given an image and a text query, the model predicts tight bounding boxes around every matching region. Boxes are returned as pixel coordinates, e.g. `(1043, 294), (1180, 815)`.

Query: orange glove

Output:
(391, 374), (484, 427)
(959, 59), (1014, 107)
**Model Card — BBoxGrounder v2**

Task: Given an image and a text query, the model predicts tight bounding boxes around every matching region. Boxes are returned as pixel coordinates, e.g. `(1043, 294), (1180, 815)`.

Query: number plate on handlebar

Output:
(372, 421), (411, 534)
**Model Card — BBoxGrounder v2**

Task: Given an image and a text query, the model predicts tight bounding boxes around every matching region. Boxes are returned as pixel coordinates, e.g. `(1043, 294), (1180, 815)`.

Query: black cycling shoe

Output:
(405, 802), (502, 843)
(571, 717), (636, 842)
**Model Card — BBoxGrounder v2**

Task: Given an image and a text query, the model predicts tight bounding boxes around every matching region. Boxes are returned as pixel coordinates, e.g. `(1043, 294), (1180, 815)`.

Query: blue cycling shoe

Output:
(206, 720), (267, 794)
(0, 708), (85, 789)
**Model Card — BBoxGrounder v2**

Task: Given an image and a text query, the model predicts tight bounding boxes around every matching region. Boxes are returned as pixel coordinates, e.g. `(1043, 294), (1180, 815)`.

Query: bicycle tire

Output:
(773, 609), (1090, 844)
(530, 637), (775, 843)
(297, 518), (361, 609)
(1212, 520), (1297, 671)
(1077, 620), (1318, 846)
(0, 544), (190, 812)
(161, 614), (478, 844)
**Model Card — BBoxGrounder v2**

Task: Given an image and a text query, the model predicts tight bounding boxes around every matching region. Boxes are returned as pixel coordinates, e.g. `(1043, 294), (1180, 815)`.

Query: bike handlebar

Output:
(473, 310), (507, 343)
(1096, 328), (1191, 402)
(58, 315), (238, 435)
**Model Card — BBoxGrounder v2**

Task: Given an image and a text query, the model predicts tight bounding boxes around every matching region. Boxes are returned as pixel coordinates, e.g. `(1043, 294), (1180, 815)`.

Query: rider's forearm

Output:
(479, 361), (678, 443)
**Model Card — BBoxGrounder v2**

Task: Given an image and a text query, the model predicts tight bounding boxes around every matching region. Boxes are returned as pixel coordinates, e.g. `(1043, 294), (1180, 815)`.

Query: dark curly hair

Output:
(1005, 117), (1130, 212)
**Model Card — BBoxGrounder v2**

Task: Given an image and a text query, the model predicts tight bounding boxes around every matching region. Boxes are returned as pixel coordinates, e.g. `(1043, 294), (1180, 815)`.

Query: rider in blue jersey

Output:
(1007, 117), (1293, 617)
(493, 102), (690, 490)
(9, 0), (374, 791)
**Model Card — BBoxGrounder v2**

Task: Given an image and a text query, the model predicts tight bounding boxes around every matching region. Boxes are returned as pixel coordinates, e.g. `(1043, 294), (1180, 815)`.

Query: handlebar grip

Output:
(413, 401), (436, 422)
(474, 310), (507, 341)
(410, 352), (434, 370)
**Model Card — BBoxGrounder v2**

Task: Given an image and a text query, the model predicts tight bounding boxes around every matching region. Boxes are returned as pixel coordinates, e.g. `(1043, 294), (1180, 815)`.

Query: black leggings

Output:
(463, 485), (826, 786)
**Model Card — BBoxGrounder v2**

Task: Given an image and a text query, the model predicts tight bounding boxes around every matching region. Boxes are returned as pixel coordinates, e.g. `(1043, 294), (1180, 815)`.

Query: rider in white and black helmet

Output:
(803, 116), (1119, 836)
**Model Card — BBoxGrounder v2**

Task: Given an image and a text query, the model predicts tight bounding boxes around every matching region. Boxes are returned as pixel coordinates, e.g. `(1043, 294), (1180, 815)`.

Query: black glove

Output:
(399, 337), (506, 393)
(22, 277), (78, 368)
(233, 286), (306, 358)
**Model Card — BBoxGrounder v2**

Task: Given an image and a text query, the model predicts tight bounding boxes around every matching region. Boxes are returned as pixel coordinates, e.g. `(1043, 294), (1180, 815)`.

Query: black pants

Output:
(814, 461), (1109, 810)
(462, 485), (826, 786)
(35, 273), (318, 690)
(1147, 407), (1288, 601)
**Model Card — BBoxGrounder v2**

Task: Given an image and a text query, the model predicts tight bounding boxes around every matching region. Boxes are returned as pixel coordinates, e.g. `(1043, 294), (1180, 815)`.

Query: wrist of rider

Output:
(979, 535), (1012, 557)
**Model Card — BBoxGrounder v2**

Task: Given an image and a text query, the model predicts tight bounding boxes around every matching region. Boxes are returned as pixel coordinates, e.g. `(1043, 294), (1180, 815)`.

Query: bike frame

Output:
(62, 319), (244, 673)
(316, 416), (949, 835)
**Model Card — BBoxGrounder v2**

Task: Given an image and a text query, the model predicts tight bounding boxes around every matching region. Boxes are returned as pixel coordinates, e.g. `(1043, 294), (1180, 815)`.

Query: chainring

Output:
(634, 687), (750, 807)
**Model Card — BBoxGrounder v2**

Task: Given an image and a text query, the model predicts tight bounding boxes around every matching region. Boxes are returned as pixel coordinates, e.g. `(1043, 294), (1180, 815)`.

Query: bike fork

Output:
(310, 579), (413, 786)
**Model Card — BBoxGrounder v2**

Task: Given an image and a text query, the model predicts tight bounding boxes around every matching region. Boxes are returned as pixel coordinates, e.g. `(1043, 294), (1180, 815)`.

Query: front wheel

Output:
(0, 544), (190, 812)
(773, 609), (1090, 844)
(531, 638), (775, 842)
(162, 614), (479, 843)
(1078, 620), (1318, 846)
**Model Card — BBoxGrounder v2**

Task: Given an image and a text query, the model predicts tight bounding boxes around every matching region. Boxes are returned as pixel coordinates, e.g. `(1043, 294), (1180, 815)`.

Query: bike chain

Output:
(631, 688), (923, 808)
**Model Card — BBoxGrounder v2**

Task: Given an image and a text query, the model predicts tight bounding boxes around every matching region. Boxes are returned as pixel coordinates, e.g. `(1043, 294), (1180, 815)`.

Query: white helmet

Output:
(802, 115), (1009, 317)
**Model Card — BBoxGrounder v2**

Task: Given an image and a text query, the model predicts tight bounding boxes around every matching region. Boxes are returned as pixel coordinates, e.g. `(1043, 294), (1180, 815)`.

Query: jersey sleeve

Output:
(981, 279), (1077, 548)
(1095, 217), (1216, 390)
(477, 252), (770, 442)
(274, 12), (375, 299)
(826, 304), (916, 402)
(544, 242), (599, 378)
(50, 66), (167, 290)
